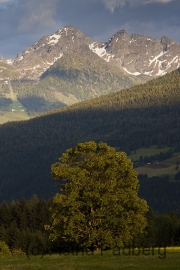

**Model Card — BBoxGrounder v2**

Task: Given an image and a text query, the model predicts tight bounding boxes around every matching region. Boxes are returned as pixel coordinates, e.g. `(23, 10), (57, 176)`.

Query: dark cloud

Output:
(0, 0), (179, 58)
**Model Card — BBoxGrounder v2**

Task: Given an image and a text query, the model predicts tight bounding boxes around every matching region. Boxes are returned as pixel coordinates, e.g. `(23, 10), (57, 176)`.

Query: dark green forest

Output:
(139, 174), (180, 213)
(0, 68), (180, 213)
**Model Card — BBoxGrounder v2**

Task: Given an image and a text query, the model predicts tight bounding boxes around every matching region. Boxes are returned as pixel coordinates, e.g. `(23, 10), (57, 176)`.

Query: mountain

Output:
(0, 68), (180, 206)
(90, 30), (180, 79)
(7, 26), (180, 81)
(0, 62), (20, 80)
(12, 25), (94, 80)
(0, 26), (139, 119)
(0, 25), (180, 121)
(11, 45), (137, 116)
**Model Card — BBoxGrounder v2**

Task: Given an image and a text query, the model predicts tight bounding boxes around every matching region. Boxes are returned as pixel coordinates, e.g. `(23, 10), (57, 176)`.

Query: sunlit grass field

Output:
(0, 100), (29, 124)
(128, 145), (172, 161)
(0, 110), (29, 124)
(127, 145), (180, 177)
(0, 248), (180, 270)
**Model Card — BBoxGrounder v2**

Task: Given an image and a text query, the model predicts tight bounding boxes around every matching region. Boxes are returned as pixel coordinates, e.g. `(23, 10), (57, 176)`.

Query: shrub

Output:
(0, 241), (11, 257)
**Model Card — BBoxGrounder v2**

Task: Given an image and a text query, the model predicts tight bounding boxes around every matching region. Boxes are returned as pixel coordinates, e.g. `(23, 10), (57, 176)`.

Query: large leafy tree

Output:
(46, 141), (148, 249)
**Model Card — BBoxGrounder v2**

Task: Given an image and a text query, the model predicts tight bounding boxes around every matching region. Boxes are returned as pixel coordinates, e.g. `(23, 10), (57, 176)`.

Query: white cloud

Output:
(0, 0), (60, 33)
(17, 0), (58, 32)
(102, 0), (126, 12)
(102, 0), (174, 12)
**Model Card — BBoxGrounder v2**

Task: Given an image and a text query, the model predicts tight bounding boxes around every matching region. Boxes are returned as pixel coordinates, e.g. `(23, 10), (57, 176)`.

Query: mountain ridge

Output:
(0, 25), (180, 122)
(90, 29), (180, 78)
(2, 25), (180, 80)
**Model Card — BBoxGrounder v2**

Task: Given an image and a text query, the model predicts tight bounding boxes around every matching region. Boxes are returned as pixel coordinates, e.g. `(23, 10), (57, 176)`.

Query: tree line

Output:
(0, 195), (180, 255)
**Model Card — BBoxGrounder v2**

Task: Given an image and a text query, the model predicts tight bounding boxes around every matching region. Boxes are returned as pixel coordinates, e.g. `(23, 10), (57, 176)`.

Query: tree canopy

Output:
(46, 141), (148, 249)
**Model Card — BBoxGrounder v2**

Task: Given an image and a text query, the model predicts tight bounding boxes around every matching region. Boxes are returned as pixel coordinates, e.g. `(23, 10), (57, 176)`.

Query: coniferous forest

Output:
(0, 68), (180, 205)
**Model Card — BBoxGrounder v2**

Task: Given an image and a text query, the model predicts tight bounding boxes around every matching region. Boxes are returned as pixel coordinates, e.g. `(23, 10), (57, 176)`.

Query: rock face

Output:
(11, 25), (94, 79)
(2, 26), (180, 81)
(89, 30), (180, 79)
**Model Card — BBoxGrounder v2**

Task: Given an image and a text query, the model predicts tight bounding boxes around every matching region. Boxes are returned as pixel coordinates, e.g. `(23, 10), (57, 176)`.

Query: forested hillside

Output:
(0, 68), (180, 210)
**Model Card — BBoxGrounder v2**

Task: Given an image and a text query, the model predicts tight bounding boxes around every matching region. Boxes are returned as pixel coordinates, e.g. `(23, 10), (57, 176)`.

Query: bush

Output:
(11, 248), (25, 256)
(0, 241), (11, 257)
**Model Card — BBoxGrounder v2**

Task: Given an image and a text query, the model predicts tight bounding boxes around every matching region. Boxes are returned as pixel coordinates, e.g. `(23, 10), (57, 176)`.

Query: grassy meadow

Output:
(127, 145), (180, 177)
(0, 82), (29, 124)
(0, 110), (29, 124)
(128, 145), (172, 161)
(0, 248), (180, 270)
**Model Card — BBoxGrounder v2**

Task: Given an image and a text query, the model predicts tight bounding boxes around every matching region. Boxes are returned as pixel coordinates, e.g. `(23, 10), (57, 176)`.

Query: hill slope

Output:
(11, 45), (136, 116)
(0, 68), (180, 205)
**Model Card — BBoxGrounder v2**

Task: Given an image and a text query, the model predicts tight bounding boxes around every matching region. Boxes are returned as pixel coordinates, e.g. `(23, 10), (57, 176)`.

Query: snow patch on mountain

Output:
(149, 51), (164, 65)
(122, 67), (141, 76)
(6, 59), (14, 65)
(48, 34), (62, 45)
(89, 42), (114, 62)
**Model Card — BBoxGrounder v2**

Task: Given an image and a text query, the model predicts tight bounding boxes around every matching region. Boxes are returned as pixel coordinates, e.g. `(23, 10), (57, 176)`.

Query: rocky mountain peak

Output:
(1, 26), (180, 81)
(130, 33), (149, 42)
(104, 30), (131, 61)
(161, 36), (175, 52)
(113, 29), (129, 39)
(161, 36), (174, 45)
(108, 30), (130, 45)
(90, 30), (180, 78)
(11, 25), (94, 79)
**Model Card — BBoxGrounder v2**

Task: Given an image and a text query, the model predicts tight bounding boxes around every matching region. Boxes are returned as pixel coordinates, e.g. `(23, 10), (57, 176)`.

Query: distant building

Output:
(152, 160), (159, 165)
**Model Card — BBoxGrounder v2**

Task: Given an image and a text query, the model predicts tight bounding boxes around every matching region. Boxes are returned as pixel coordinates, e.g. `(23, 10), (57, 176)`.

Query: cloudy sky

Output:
(0, 0), (179, 58)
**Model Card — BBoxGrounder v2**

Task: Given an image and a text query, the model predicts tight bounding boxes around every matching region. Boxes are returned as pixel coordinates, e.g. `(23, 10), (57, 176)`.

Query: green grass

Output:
(135, 166), (179, 177)
(0, 111), (29, 124)
(128, 145), (172, 161)
(127, 145), (180, 177)
(0, 81), (30, 124)
(135, 152), (180, 177)
(0, 100), (29, 124)
(0, 249), (180, 269)
(163, 152), (180, 165)
(8, 100), (26, 112)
